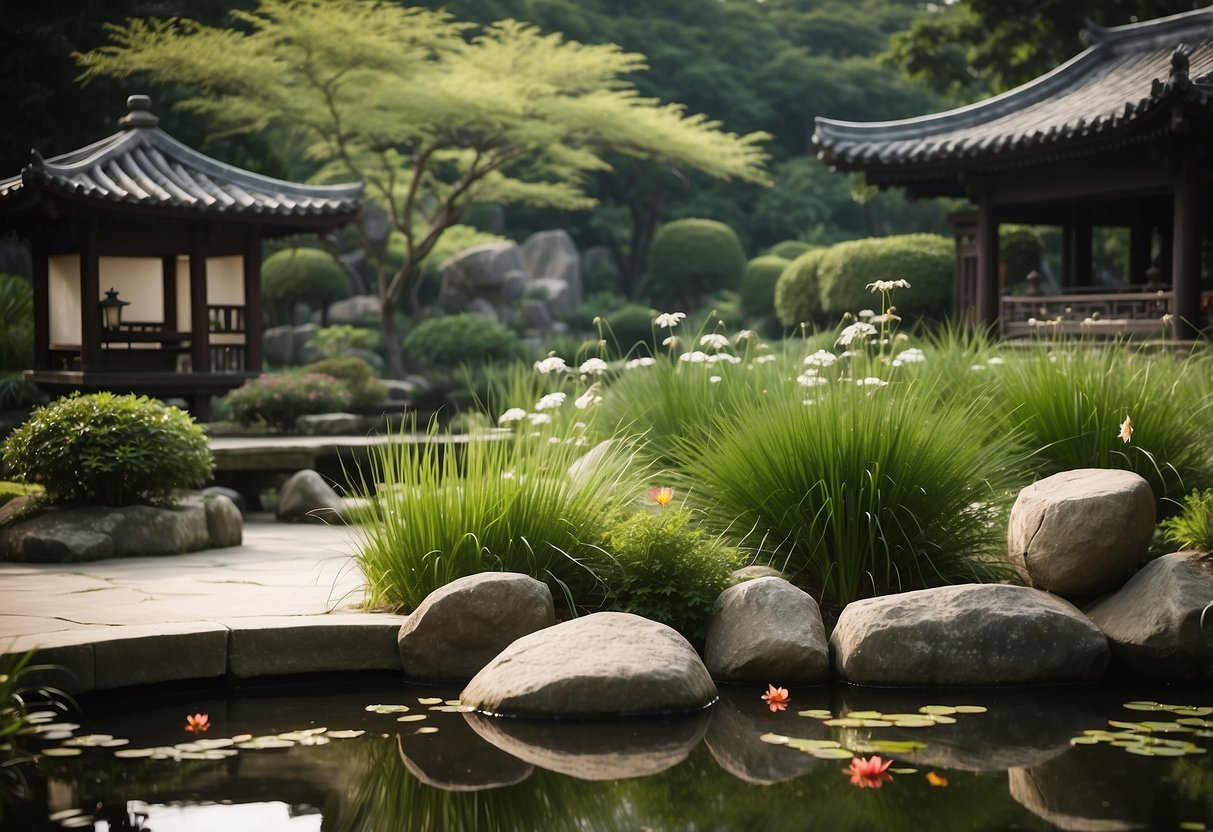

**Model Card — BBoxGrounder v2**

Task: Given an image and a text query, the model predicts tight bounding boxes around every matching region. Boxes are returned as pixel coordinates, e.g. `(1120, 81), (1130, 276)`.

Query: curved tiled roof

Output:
(0, 95), (363, 220)
(814, 7), (1213, 171)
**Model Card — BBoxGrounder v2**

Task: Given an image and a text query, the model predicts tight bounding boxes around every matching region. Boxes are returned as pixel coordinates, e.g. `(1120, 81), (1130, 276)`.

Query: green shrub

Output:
(993, 345), (1213, 515)
(739, 256), (789, 320)
(0, 373), (43, 411)
(261, 248), (351, 321)
(0, 273), (33, 371)
(401, 314), (520, 369)
(351, 421), (650, 612)
(768, 240), (814, 261)
(1000, 225), (1042, 293)
(679, 380), (1021, 607)
(647, 218), (746, 308)
(774, 247), (827, 327)
(302, 357), (387, 410)
(604, 304), (658, 356)
(0, 481), (42, 508)
(817, 234), (953, 321)
(602, 508), (742, 644)
(310, 325), (382, 360)
(1161, 489), (1213, 551)
(1, 392), (213, 506)
(221, 373), (353, 431)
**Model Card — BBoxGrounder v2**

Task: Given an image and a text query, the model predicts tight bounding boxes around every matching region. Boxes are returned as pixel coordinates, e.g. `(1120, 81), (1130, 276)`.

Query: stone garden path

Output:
(0, 518), (408, 694)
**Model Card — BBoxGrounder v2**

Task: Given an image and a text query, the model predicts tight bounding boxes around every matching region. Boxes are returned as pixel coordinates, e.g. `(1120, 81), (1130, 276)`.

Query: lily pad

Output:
(843, 710), (885, 719)
(41, 748), (82, 757)
(417, 697), (444, 705)
(889, 767), (918, 774)
(786, 738), (842, 751)
(892, 717), (938, 729)
(414, 726), (440, 735)
(396, 714), (427, 723)
(928, 715), (957, 725)
(444, 700), (462, 706)
(365, 704), (411, 714)
(808, 747), (855, 760)
(48, 809), (83, 821)
(919, 705), (958, 716)
(797, 709), (833, 719)
(194, 738), (234, 750)
(759, 733), (789, 746)
(1125, 745), (1190, 757)
(1122, 701), (1164, 711)
(327, 730), (366, 739)
(60, 816), (95, 829)
(113, 748), (156, 759)
(1070, 736), (1102, 745)
(953, 705), (988, 714)
(823, 718), (866, 728)
(235, 737), (294, 750)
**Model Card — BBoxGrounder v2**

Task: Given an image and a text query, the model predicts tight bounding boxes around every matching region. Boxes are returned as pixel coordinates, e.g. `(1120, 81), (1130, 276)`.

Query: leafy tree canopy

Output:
(76, 0), (770, 376)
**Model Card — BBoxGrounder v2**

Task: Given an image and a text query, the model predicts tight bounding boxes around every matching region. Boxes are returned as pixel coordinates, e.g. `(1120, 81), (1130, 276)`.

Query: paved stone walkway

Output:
(0, 517), (407, 694)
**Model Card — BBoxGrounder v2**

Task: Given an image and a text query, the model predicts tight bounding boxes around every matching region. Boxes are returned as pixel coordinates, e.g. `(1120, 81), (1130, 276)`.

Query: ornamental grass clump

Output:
(1, 392), (212, 507)
(992, 343), (1213, 515)
(350, 420), (649, 612)
(678, 379), (1022, 607)
(1161, 490), (1213, 551)
(220, 372), (351, 431)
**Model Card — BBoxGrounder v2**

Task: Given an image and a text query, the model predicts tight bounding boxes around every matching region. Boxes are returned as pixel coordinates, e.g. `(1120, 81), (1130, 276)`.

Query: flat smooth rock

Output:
(704, 577), (828, 683)
(830, 584), (1110, 686)
(276, 469), (345, 523)
(397, 572), (555, 681)
(1085, 550), (1213, 681)
(1008, 469), (1154, 597)
(461, 612), (717, 717)
(0, 502), (209, 562)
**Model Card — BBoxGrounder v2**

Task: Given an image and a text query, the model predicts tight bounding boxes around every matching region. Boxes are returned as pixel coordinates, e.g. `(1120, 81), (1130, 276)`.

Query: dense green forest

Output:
(1, 0), (1202, 292)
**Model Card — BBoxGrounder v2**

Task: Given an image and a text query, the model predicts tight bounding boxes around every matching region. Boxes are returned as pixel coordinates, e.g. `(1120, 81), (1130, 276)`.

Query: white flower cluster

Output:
(625, 356), (656, 370)
(654, 311), (686, 329)
(534, 356), (568, 374)
(866, 279), (911, 293)
(803, 349), (838, 368)
(836, 322), (878, 347)
(890, 347), (925, 367)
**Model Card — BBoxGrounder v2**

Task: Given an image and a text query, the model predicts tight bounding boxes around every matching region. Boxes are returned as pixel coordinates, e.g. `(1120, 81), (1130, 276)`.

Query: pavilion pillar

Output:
(79, 217), (102, 372)
(1129, 220), (1153, 283)
(161, 255), (178, 330)
(1171, 139), (1202, 339)
(243, 229), (263, 373)
(1066, 206), (1093, 287)
(189, 227), (210, 373)
(31, 236), (49, 371)
(975, 191), (999, 328)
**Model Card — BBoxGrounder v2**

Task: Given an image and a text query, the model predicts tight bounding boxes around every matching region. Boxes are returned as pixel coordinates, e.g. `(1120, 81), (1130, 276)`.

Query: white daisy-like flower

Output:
(654, 311), (686, 328)
(534, 356), (568, 374)
(856, 377), (888, 388)
(662, 336), (679, 348)
(754, 354), (777, 364)
(679, 351), (708, 363)
(498, 407), (527, 424)
(836, 322), (878, 347)
(709, 375), (722, 384)
(700, 333), (730, 351)
(986, 356), (1005, 365)
(893, 347), (926, 365)
(625, 356), (656, 369)
(535, 392), (567, 410)
(797, 372), (828, 387)
(804, 349), (838, 367)
(866, 279), (911, 293)
(734, 330), (755, 344)
(528, 412), (552, 425)
(574, 385), (603, 410)
(579, 358), (609, 375)
(858, 309), (876, 320)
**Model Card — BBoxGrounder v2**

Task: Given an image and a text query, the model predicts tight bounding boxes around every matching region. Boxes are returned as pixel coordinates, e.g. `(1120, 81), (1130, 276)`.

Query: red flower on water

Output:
(185, 713), (210, 733)
(761, 684), (789, 712)
(845, 755), (894, 788)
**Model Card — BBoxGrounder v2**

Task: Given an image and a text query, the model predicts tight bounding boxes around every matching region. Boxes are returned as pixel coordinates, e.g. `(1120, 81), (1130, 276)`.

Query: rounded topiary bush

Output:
(262, 248), (351, 321)
(647, 218), (746, 308)
(221, 373), (352, 431)
(768, 240), (814, 261)
(302, 357), (387, 410)
(605, 303), (658, 356)
(401, 314), (519, 369)
(774, 247), (827, 327)
(739, 255), (790, 320)
(818, 234), (953, 321)
(1, 392), (213, 507)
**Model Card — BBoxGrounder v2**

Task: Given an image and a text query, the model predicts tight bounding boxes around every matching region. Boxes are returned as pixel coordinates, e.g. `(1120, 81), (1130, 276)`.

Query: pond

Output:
(4, 677), (1212, 831)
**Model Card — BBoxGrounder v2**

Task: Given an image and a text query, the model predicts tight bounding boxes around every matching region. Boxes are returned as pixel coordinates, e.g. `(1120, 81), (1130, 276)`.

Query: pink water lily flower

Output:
(845, 755), (893, 788)
(185, 713), (210, 733)
(761, 684), (789, 712)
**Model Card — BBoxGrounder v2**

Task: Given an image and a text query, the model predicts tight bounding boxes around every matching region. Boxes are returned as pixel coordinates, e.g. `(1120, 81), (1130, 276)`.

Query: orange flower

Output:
(761, 684), (789, 712)
(926, 771), (948, 787)
(185, 713), (210, 733)
(648, 486), (674, 507)
(845, 755), (894, 788)
(1118, 416), (1133, 444)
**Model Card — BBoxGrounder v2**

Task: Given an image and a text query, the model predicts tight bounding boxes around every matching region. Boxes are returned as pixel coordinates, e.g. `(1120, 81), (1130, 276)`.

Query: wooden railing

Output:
(1001, 289), (1175, 337)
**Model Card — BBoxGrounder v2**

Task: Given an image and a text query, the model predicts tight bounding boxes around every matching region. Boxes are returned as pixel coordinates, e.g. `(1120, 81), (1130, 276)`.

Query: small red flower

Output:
(185, 713), (210, 733)
(648, 486), (674, 507)
(845, 755), (893, 788)
(761, 684), (789, 712)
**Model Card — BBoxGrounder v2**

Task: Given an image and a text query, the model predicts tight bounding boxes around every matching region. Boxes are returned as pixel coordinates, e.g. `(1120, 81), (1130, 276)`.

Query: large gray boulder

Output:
(460, 612), (717, 717)
(704, 577), (828, 683)
(1008, 469), (1155, 597)
(262, 324), (296, 367)
(276, 469), (345, 523)
(203, 494), (243, 548)
(439, 242), (528, 324)
(830, 584), (1110, 685)
(523, 229), (581, 319)
(397, 572), (555, 681)
(1085, 550), (1213, 682)
(0, 503), (209, 562)
(326, 293), (380, 325)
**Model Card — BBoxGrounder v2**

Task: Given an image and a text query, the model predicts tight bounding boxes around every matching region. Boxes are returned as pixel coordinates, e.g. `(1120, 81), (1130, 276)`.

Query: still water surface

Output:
(4, 678), (1212, 831)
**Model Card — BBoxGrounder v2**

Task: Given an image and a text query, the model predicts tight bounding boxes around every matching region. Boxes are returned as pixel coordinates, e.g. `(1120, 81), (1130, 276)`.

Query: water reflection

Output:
(5, 681), (1213, 832)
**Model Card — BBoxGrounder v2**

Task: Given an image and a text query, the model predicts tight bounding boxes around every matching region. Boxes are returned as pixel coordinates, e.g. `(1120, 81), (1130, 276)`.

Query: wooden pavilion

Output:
(0, 95), (363, 417)
(814, 7), (1213, 339)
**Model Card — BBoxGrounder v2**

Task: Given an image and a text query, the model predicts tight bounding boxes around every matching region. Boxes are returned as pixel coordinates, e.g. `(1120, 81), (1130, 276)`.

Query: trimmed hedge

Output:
(739, 255), (789, 319)
(401, 314), (520, 369)
(767, 240), (814, 261)
(262, 248), (350, 315)
(774, 247), (827, 327)
(302, 357), (387, 410)
(647, 219), (746, 307)
(605, 303), (658, 356)
(818, 234), (953, 320)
